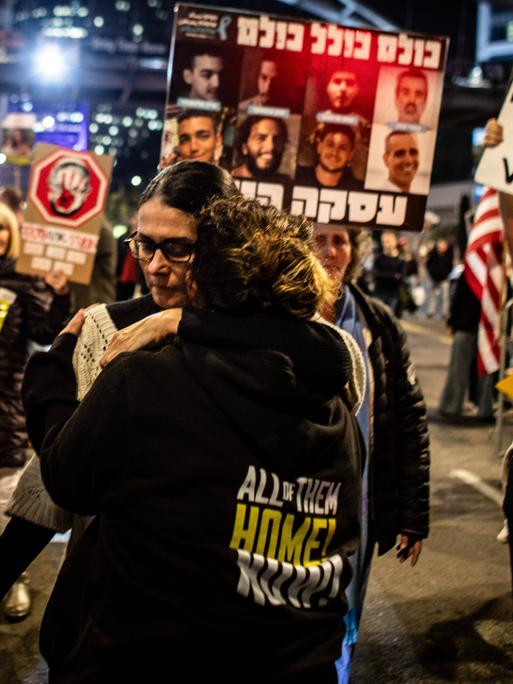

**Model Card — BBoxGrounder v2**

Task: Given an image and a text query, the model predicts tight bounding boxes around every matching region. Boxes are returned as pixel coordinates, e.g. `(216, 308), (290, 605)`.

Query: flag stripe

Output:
(464, 188), (503, 376)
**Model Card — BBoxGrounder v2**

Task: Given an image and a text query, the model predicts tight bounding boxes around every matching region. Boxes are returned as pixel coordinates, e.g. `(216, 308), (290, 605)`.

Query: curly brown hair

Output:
(193, 196), (339, 319)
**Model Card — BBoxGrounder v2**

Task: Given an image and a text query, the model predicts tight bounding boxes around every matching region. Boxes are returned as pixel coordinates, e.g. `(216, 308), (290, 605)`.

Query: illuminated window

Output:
(53, 5), (73, 17)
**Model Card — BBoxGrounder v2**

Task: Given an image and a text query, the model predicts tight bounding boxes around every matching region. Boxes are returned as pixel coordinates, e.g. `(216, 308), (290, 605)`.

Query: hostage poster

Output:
(161, 4), (448, 231)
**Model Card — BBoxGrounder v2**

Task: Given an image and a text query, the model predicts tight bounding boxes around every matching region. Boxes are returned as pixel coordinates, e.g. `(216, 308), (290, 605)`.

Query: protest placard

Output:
(475, 77), (513, 195)
(162, 3), (448, 230)
(15, 143), (113, 284)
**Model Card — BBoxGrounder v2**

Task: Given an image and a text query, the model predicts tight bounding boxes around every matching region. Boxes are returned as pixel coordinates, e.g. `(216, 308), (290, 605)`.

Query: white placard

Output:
(475, 78), (513, 195)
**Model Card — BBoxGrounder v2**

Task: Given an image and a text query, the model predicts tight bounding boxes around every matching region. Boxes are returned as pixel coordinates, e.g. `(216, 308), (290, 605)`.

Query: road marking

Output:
(450, 468), (503, 507)
(401, 320), (452, 346)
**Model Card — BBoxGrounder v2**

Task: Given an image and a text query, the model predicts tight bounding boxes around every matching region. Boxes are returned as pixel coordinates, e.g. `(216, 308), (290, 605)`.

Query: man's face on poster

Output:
(317, 131), (354, 174)
(177, 116), (220, 162)
(395, 75), (428, 124)
(48, 160), (91, 216)
(383, 132), (419, 192)
(326, 70), (358, 112)
(242, 118), (286, 176)
(183, 54), (223, 101)
(257, 60), (279, 103)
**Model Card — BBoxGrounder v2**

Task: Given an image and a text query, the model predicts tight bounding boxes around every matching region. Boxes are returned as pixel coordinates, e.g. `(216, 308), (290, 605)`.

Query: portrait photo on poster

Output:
(371, 65), (444, 130)
(231, 113), (301, 182)
(237, 48), (308, 115)
(168, 41), (242, 110)
(1, 127), (34, 162)
(161, 107), (234, 169)
(295, 116), (364, 191)
(304, 55), (379, 125)
(364, 123), (437, 196)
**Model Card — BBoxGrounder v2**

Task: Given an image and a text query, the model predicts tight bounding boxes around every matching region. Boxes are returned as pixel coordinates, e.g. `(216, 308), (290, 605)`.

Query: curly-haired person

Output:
(21, 192), (363, 683)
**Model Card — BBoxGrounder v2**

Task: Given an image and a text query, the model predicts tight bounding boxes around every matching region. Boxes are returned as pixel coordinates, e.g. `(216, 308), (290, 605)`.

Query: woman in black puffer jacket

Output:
(0, 201), (72, 619)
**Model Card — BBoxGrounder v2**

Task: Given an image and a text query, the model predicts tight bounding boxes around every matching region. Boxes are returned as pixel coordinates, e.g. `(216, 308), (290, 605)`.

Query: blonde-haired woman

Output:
(22, 193), (362, 683)
(0, 200), (71, 619)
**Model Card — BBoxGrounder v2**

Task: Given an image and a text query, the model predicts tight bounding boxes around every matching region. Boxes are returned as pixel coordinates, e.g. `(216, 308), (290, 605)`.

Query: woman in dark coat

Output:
(22, 190), (362, 683)
(0, 201), (71, 619)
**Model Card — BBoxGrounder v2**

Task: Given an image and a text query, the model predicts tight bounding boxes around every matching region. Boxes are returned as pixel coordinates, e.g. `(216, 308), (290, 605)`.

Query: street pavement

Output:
(1, 314), (513, 683)
(351, 315), (513, 683)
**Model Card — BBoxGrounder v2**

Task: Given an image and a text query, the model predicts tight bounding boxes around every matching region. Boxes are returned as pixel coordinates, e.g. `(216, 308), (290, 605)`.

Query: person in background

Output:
(69, 221), (117, 310)
(438, 269), (495, 422)
(372, 230), (405, 316)
(21, 193), (362, 683)
(314, 223), (430, 683)
(0, 187), (25, 227)
(0, 202), (71, 620)
(425, 238), (454, 319)
(398, 235), (420, 315)
(115, 214), (148, 301)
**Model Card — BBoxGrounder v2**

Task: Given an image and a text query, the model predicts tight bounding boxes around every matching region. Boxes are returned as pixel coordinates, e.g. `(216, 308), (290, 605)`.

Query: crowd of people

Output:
(0, 113), (511, 681)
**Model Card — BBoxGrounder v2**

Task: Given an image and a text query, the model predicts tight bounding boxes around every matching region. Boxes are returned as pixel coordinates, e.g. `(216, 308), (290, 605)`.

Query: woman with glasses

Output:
(0, 202), (71, 621)
(0, 161), (237, 599)
(21, 192), (362, 683)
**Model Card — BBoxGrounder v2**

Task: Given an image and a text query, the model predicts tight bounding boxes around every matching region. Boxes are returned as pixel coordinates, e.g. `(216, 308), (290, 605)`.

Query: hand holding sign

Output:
(44, 271), (69, 296)
(475, 80), (513, 194)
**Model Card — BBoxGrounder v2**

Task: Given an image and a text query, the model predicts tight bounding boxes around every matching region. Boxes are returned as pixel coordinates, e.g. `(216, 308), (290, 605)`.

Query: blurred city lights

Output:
(0, 153), (6, 165)
(131, 175), (142, 186)
(42, 115), (55, 128)
(33, 44), (69, 81)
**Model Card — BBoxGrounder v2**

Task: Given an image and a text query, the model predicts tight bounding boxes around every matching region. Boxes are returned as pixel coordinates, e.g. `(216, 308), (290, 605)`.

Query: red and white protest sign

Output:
(16, 144), (113, 284)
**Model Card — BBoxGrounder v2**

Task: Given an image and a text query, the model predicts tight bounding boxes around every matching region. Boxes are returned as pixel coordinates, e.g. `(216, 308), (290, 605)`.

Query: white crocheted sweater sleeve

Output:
(6, 304), (118, 532)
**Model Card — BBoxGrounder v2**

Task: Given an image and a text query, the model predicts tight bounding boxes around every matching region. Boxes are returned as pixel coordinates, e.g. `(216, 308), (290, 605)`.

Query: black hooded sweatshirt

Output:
(22, 306), (362, 684)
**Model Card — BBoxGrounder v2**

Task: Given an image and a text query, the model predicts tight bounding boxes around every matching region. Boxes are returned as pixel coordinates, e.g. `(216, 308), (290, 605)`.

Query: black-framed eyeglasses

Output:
(124, 232), (196, 264)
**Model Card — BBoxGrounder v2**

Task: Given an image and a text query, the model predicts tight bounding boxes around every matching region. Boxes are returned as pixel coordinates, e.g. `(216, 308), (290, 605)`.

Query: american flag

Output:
(464, 187), (504, 376)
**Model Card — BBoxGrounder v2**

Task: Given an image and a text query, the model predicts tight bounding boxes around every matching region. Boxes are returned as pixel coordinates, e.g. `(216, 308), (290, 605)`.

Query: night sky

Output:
(368, 0), (478, 71)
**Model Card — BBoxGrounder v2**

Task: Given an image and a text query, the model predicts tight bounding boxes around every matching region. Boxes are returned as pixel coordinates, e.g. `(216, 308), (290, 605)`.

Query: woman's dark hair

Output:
(138, 160), (237, 216)
(193, 195), (338, 319)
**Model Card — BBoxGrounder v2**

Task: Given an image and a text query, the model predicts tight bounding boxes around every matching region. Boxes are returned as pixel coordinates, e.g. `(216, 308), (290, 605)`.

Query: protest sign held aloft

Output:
(15, 143), (113, 285)
(162, 4), (448, 231)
